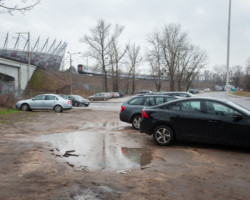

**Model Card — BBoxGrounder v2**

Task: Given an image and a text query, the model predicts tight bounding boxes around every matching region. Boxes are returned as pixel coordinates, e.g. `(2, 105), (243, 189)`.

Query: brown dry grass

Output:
(0, 94), (17, 108)
(231, 91), (250, 97)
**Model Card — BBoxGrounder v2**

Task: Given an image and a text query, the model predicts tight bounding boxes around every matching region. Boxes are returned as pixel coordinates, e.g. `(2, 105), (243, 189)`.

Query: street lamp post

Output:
(226, 0), (232, 96)
(68, 52), (81, 94)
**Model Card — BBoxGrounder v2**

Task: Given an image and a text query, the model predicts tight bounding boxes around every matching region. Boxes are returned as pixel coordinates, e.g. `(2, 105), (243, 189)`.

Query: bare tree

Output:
(147, 24), (207, 91)
(108, 40), (128, 92)
(80, 20), (124, 92)
(0, 0), (41, 14)
(125, 44), (141, 95)
(231, 65), (243, 88)
(203, 69), (213, 83)
(246, 57), (250, 75)
(146, 30), (164, 91)
(213, 65), (227, 87)
(182, 46), (207, 91)
(160, 24), (189, 91)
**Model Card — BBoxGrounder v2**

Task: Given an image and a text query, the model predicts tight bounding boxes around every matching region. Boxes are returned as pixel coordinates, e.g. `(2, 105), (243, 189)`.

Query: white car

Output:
(16, 94), (72, 112)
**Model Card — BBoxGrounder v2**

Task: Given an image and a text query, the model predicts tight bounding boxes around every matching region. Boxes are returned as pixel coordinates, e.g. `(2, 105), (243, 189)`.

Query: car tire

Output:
(132, 115), (142, 130)
(74, 102), (78, 107)
(153, 125), (174, 146)
(54, 105), (63, 113)
(21, 104), (29, 111)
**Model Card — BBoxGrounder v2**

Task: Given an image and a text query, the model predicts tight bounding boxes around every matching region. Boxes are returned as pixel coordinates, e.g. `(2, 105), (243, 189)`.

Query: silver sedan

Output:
(16, 94), (72, 112)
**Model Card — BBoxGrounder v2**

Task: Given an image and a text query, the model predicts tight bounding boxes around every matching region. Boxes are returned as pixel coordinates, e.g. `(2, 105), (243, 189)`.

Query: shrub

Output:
(0, 94), (17, 108)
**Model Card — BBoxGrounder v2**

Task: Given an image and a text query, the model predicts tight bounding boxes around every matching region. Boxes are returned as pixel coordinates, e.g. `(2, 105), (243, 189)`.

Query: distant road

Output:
(78, 92), (250, 111)
(197, 91), (250, 110)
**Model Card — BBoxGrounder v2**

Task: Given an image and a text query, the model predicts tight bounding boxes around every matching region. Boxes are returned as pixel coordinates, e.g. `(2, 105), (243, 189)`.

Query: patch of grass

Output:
(0, 108), (34, 125)
(0, 108), (19, 115)
(231, 91), (250, 97)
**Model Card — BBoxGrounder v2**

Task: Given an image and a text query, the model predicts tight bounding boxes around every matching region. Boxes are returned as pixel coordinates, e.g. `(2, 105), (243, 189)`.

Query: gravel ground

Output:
(1, 94), (250, 200)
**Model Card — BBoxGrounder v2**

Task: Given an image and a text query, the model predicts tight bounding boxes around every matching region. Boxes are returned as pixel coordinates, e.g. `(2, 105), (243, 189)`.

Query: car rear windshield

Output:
(74, 95), (84, 100)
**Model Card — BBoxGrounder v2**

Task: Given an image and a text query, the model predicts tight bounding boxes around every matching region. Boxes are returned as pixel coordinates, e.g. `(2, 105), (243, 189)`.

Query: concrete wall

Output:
(0, 57), (36, 91)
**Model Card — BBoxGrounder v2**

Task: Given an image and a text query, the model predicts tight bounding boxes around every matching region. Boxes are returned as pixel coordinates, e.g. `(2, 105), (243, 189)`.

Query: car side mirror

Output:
(32, 98), (34, 101)
(233, 114), (243, 122)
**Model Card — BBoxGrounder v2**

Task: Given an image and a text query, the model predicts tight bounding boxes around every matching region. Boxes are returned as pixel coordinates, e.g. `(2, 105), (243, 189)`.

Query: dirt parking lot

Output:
(1, 106), (250, 200)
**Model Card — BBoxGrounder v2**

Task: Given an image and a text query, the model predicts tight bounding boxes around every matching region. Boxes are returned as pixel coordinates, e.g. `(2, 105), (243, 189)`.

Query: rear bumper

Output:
(63, 105), (72, 110)
(120, 112), (130, 123)
(140, 118), (152, 135)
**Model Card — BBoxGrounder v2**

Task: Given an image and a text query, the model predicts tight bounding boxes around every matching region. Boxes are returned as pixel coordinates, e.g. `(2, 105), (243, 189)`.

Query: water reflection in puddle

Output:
(37, 131), (152, 171)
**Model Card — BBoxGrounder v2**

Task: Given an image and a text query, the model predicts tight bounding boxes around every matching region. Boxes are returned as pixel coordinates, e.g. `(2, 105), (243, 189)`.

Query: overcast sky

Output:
(1, 0), (250, 72)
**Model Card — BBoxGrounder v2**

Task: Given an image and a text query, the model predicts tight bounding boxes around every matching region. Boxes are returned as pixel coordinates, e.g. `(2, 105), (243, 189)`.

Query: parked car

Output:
(113, 92), (120, 98)
(189, 89), (199, 94)
(58, 94), (68, 99)
(145, 91), (194, 98)
(162, 91), (194, 97)
(120, 95), (181, 130)
(16, 94), (72, 112)
(88, 93), (109, 101)
(138, 90), (153, 94)
(140, 97), (250, 147)
(67, 95), (90, 107)
(118, 92), (124, 98)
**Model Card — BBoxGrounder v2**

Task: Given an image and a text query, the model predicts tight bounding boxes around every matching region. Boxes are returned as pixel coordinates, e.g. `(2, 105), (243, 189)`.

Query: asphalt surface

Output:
(82, 92), (250, 111)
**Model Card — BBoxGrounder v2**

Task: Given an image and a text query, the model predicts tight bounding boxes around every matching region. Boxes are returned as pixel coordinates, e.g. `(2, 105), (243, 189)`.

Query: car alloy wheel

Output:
(74, 102), (78, 107)
(21, 104), (29, 111)
(132, 115), (142, 130)
(153, 125), (174, 146)
(54, 105), (62, 113)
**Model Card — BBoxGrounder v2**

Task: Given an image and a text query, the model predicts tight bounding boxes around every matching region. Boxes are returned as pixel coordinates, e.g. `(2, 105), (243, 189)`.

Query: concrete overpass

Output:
(0, 57), (36, 93)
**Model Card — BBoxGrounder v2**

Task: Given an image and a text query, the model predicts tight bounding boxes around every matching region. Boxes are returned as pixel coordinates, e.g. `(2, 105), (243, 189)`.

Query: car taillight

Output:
(68, 101), (71, 104)
(142, 109), (149, 118)
(121, 105), (126, 112)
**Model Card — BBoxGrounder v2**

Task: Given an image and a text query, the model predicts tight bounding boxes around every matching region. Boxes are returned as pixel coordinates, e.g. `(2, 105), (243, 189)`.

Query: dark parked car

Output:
(140, 97), (250, 147)
(16, 94), (72, 112)
(139, 91), (194, 97)
(189, 89), (199, 94)
(120, 95), (180, 130)
(160, 91), (194, 97)
(67, 95), (90, 107)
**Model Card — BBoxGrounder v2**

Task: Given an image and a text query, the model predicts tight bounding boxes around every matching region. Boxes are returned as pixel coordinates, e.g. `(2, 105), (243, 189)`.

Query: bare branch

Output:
(0, 0), (41, 15)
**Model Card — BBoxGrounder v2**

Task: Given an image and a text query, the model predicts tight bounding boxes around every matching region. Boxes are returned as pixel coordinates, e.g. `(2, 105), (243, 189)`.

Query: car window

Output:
(205, 101), (239, 117)
(33, 95), (46, 100)
(168, 101), (201, 112)
(166, 96), (177, 102)
(155, 97), (165, 105)
(74, 95), (83, 100)
(46, 95), (58, 100)
(144, 97), (156, 106)
(168, 103), (181, 111)
(128, 97), (144, 105)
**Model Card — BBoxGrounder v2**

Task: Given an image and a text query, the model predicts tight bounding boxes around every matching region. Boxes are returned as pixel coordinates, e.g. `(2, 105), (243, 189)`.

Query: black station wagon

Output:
(120, 95), (181, 130)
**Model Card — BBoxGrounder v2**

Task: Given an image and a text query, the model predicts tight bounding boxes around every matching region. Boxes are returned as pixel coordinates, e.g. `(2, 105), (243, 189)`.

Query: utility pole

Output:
(68, 52), (81, 94)
(226, 0), (231, 96)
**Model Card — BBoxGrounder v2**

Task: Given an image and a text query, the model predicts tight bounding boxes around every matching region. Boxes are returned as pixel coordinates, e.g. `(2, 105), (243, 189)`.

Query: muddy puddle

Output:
(37, 131), (152, 171)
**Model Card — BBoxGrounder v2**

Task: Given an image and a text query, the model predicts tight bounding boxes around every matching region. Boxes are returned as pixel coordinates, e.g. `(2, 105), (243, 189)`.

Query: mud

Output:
(37, 131), (152, 171)
(1, 107), (250, 200)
